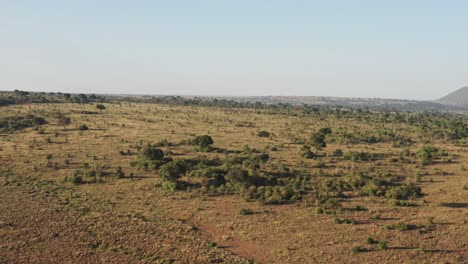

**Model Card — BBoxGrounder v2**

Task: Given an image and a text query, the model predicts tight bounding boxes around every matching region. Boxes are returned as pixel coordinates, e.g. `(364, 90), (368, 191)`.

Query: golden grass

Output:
(0, 102), (467, 263)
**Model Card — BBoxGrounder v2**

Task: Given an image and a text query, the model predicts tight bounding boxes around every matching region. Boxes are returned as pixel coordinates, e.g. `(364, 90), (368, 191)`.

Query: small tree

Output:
(416, 146), (439, 165)
(257, 131), (270, 138)
(159, 160), (188, 182)
(142, 145), (164, 160)
(333, 149), (343, 156)
(78, 94), (89, 103)
(96, 104), (106, 111)
(57, 116), (71, 129)
(319, 127), (332, 135)
(33, 117), (47, 126)
(300, 145), (315, 158)
(115, 166), (125, 178)
(193, 135), (214, 151)
(309, 133), (326, 152)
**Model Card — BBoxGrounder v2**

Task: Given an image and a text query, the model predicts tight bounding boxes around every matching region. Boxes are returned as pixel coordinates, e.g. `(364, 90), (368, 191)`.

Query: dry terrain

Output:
(1, 101), (467, 263)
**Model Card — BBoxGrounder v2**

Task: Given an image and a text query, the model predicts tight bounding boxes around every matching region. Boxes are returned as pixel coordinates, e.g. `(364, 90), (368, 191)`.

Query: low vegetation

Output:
(0, 91), (466, 263)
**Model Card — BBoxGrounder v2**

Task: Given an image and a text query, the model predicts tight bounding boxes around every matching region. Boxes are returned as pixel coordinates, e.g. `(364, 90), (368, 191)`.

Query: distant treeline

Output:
(114, 95), (465, 114)
(0, 90), (106, 106)
(0, 90), (465, 114)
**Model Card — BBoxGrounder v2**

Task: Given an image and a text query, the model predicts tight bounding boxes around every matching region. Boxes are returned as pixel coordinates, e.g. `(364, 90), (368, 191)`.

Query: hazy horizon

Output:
(1, 1), (467, 100)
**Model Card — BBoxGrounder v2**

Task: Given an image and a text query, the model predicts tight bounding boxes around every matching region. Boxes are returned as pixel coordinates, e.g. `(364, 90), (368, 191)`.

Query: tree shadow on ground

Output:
(440, 203), (468, 208)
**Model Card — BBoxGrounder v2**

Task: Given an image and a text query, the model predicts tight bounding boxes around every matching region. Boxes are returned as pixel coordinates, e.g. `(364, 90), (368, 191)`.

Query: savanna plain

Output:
(0, 97), (467, 263)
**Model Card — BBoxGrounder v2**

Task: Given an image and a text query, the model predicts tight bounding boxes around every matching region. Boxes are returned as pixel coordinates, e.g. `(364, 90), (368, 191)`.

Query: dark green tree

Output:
(193, 135), (214, 151)
(142, 145), (164, 160)
(96, 104), (106, 111)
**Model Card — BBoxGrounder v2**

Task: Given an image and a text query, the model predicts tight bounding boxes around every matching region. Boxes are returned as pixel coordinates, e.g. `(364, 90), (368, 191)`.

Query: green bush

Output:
(319, 127), (332, 135)
(378, 241), (388, 250)
(193, 135), (213, 147)
(366, 237), (377, 244)
(225, 168), (248, 184)
(416, 146), (445, 165)
(257, 131), (270, 137)
(308, 132), (326, 150)
(385, 183), (422, 200)
(300, 145), (315, 158)
(96, 104), (106, 110)
(0, 115), (48, 133)
(333, 149), (343, 156)
(158, 160), (188, 181)
(142, 145), (164, 160)
(161, 181), (178, 191)
(239, 208), (254, 215)
(57, 115), (71, 127)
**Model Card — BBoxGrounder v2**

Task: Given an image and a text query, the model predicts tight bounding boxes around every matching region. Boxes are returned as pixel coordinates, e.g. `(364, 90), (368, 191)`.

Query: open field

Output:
(1, 101), (467, 263)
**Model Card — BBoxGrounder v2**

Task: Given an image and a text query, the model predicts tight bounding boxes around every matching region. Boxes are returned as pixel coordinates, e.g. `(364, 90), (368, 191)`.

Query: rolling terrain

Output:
(0, 93), (467, 263)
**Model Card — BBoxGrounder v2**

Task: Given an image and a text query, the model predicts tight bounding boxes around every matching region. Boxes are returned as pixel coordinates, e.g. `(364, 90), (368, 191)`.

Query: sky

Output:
(1, 1), (467, 100)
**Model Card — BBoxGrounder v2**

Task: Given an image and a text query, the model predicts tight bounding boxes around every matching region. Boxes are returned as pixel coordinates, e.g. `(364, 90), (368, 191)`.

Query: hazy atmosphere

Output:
(1, 1), (467, 99)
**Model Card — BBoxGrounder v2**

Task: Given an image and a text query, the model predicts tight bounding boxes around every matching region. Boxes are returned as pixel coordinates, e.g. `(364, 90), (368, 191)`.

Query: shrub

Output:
(161, 181), (178, 191)
(158, 160), (188, 181)
(396, 222), (409, 231)
(78, 124), (89, 131)
(333, 149), (343, 156)
(69, 170), (85, 184)
(57, 115), (71, 128)
(416, 146), (442, 165)
(96, 104), (106, 110)
(193, 135), (213, 147)
(239, 208), (254, 215)
(300, 145), (315, 158)
(33, 117), (47, 126)
(264, 191), (283, 205)
(378, 241), (388, 250)
(315, 207), (325, 215)
(225, 168), (248, 184)
(343, 151), (374, 162)
(208, 242), (217, 248)
(385, 183), (422, 200)
(142, 145), (164, 160)
(366, 237), (377, 244)
(0, 115), (48, 133)
(257, 131), (270, 138)
(319, 127), (332, 135)
(192, 135), (214, 151)
(115, 166), (125, 178)
(309, 132), (326, 150)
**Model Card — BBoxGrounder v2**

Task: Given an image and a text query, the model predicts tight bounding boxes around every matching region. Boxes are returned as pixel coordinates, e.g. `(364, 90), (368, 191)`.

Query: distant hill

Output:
(213, 95), (464, 112)
(437, 87), (468, 108)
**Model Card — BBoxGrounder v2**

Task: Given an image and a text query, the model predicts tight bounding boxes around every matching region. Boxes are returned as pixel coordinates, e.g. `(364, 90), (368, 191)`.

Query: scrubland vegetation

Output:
(0, 91), (467, 263)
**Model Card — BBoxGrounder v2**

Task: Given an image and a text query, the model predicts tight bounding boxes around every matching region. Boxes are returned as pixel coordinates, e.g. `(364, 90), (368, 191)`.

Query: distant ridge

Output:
(437, 87), (468, 108)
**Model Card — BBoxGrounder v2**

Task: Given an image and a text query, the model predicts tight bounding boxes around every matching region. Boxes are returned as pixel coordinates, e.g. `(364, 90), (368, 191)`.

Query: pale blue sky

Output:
(1, 1), (467, 100)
